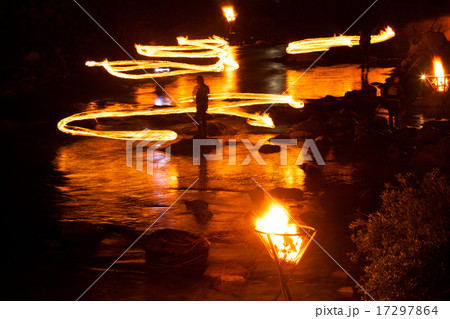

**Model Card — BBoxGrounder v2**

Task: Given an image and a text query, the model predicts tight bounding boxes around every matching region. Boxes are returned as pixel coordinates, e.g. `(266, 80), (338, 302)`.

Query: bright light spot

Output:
(222, 6), (237, 22)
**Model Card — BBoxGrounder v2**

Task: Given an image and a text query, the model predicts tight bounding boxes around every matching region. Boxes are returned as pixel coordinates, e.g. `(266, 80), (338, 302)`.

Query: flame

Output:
(255, 204), (302, 263)
(433, 57), (448, 92)
(222, 6), (237, 22)
(247, 113), (275, 128)
(86, 36), (238, 79)
(57, 93), (303, 140)
(287, 26), (395, 54)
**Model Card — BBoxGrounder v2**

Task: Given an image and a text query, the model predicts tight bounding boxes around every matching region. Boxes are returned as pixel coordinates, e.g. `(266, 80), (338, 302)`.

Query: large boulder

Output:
(144, 229), (210, 277)
(416, 120), (450, 144)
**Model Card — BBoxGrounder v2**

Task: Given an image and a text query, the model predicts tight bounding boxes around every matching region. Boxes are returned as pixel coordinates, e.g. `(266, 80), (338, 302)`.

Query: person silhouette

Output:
(192, 75), (210, 138)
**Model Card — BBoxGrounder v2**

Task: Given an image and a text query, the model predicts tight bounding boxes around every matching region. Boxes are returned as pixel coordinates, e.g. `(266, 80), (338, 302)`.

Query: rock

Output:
(163, 138), (220, 156)
(319, 183), (358, 216)
(178, 122), (236, 137)
(144, 229), (210, 277)
(270, 187), (304, 201)
(410, 137), (450, 170)
(290, 114), (326, 139)
(328, 114), (357, 131)
(416, 120), (450, 144)
(259, 144), (281, 154)
(184, 199), (212, 223)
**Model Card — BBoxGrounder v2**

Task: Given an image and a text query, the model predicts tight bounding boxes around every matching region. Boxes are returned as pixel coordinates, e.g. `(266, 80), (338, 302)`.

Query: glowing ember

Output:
(286, 26), (395, 54)
(255, 204), (303, 264)
(433, 57), (448, 92)
(86, 36), (238, 79)
(222, 6), (237, 22)
(57, 93), (303, 141)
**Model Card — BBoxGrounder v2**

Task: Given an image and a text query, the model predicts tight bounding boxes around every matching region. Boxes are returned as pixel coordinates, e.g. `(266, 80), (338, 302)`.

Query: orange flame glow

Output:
(222, 6), (237, 22)
(57, 93), (303, 141)
(286, 26), (395, 54)
(86, 36), (238, 79)
(255, 204), (302, 263)
(433, 57), (448, 92)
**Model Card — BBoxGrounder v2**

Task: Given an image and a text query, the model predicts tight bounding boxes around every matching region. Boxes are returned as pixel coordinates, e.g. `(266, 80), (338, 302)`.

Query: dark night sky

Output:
(1, 0), (449, 79)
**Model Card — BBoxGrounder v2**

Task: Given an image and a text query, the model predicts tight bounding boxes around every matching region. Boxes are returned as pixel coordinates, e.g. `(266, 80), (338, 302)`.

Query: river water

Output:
(48, 45), (395, 300)
(54, 45), (393, 230)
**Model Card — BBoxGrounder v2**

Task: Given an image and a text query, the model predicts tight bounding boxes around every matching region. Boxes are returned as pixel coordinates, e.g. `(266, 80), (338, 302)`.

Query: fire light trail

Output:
(57, 93), (304, 141)
(286, 26), (395, 54)
(86, 36), (239, 79)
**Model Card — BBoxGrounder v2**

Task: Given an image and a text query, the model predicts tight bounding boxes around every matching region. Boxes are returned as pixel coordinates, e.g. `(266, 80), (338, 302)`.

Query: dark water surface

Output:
(6, 45), (398, 300)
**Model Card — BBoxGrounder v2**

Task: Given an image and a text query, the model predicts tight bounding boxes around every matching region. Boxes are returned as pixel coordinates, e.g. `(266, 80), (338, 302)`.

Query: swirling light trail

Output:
(286, 26), (395, 54)
(57, 93), (304, 141)
(86, 36), (238, 79)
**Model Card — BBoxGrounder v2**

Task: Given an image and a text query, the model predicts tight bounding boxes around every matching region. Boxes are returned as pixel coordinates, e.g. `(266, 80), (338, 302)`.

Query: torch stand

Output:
(425, 75), (450, 119)
(256, 226), (317, 301)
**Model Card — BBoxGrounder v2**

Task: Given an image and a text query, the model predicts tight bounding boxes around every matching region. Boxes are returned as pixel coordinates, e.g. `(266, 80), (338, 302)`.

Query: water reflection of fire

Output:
(286, 26), (395, 54)
(86, 36), (238, 79)
(255, 204), (303, 264)
(57, 93), (304, 141)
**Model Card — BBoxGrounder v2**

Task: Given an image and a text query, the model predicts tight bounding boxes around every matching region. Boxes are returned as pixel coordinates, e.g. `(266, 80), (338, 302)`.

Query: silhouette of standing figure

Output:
(192, 75), (210, 138)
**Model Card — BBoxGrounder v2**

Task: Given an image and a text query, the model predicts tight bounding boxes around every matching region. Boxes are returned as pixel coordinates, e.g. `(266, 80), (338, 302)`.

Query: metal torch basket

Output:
(425, 75), (450, 93)
(424, 74), (450, 119)
(255, 225), (317, 301)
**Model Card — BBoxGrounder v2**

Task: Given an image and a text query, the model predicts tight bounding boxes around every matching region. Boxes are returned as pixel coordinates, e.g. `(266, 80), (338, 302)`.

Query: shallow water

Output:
(50, 45), (394, 300)
(55, 45), (393, 230)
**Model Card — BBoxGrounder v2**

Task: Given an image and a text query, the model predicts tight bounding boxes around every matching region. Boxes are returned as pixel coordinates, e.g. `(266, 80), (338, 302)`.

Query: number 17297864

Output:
(376, 306), (438, 316)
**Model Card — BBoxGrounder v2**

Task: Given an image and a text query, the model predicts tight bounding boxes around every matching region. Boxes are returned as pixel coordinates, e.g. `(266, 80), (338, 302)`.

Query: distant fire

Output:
(433, 57), (448, 92)
(255, 204), (302, 264)
(422, 57), (449, 93)
(57, 93), (303, 141)
(86, 36), (238, 79)
(286, 26), (395, 54)
(222, 6), (237, 22)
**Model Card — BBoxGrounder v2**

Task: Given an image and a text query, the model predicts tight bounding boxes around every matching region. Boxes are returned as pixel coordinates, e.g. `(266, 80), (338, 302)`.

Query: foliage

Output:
(350, 169), (450, 300)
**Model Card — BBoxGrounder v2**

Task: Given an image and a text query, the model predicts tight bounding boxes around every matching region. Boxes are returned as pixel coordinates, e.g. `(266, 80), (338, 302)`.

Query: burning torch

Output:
(222, 6), (237, 37)
(255, 204), (317, 301)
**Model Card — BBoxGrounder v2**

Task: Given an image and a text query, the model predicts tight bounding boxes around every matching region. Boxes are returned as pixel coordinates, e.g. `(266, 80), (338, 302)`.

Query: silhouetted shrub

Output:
(351, 169), (450, 300)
